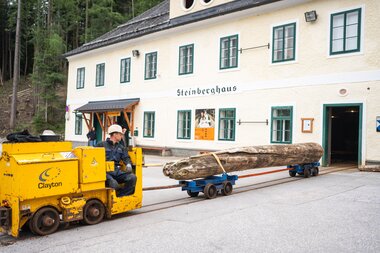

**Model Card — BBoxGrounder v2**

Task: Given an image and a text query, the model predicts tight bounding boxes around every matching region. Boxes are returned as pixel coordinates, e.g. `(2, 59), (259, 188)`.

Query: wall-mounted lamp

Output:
(304, 10), (317, 22)
(132, 49), (140, 57)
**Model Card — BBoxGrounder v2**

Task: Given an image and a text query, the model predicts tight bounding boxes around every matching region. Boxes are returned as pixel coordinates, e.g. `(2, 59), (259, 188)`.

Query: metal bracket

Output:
(237, 119), (268, 125)
(239, 43), (270, 54)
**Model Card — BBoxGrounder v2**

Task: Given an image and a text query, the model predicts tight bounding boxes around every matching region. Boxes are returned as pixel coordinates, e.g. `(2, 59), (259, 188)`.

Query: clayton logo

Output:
(38, 167), (63, 189)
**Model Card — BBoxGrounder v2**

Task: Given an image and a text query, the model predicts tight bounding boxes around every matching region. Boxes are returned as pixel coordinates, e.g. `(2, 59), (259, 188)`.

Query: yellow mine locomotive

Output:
(0, 141), (143, 237)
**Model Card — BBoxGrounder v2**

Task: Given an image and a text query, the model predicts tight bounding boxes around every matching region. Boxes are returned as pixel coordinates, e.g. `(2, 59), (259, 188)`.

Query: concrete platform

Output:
(1, 156), (379, 253)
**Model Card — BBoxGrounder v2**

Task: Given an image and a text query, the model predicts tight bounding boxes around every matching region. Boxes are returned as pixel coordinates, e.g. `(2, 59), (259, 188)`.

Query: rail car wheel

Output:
(31, 207), (60, 236)
(28, 220), (37, 235)
(289, 170), (297, 177)
(83, 199), (105, 225)
(221, 181), (233, 196)
(303, 168), (311, 178)
(187, 190), (200, 197)
(312, 167), (319, 176)
(204, 183), (217, 199)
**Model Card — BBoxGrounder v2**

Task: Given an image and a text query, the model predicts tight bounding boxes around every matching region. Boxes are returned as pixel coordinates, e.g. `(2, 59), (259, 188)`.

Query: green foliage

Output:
(1, 0), (166, 136)
(86, 0), (127, 41)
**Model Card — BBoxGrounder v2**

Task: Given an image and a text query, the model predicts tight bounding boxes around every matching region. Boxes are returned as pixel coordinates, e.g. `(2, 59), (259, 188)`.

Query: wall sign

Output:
(194, 109), (215, 140)
(377, 116), (380, 132)
(301, 118), (314, 133)
(177, 85), (237, 97)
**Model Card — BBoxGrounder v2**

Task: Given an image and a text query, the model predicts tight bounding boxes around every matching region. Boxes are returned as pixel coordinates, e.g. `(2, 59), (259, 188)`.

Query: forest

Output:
(0, 0), (164, 134)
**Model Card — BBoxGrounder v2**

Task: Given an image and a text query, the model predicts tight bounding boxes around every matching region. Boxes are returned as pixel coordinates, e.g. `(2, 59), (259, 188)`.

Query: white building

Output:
(64, 0), (380, 168)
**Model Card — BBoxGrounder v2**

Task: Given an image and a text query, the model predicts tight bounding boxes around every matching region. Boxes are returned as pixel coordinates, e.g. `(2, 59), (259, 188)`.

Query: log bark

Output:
(163, 143), (324, 180)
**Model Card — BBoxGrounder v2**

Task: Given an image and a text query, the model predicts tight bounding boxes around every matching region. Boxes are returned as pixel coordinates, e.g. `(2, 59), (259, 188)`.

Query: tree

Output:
(10, 0), (22, 130)
(1, 0), (165, 134)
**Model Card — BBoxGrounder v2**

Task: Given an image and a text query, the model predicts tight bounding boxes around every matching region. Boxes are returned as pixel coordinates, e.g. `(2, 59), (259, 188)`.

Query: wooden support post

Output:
(89, 113), (93, 129)
(82, 113), (91, 131)
(123, 110), (131, 131)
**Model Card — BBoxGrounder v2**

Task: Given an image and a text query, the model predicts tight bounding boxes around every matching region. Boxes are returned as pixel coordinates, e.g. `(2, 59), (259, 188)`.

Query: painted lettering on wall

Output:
(177, 85), (237, 97)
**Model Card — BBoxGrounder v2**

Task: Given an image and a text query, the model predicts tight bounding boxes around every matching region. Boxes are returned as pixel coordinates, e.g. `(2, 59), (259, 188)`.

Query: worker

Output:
(86, 127), (97, 146)
(97, 124), (136, 196)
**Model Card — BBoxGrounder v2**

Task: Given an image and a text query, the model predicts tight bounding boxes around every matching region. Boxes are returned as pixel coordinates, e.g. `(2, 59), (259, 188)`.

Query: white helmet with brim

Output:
(108, 124), (123, 134)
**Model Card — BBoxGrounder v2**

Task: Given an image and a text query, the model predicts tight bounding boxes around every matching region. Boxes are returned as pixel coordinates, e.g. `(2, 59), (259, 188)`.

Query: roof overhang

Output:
(75, 98), (140, 113)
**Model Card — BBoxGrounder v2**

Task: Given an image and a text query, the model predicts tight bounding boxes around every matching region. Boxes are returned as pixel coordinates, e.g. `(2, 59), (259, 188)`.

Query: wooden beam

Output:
(131, 105), (136, 134)
(123, 110), (131, 131)
(95, 113), (104, 132)
(82, 113), (91, 131)
(89, 113), (93, 129)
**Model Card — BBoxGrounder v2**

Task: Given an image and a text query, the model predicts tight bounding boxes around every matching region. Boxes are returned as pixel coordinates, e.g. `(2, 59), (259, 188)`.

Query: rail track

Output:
(135, 163), (357, 215)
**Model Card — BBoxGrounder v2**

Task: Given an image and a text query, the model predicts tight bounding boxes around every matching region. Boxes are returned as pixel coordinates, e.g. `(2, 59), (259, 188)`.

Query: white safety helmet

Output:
(108, 124), (123, 134)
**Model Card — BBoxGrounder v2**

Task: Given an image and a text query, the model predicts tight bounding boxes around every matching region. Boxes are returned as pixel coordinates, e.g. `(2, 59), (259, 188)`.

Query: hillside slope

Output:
(0, 77), (36, 138)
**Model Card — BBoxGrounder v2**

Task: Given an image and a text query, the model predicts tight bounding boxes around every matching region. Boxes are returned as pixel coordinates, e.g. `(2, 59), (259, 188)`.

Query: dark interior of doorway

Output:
(330, 106), (359, 164)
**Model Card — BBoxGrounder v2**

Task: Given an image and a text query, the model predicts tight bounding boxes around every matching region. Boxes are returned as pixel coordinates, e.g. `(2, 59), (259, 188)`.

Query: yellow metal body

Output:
(0, 142), (143, 237)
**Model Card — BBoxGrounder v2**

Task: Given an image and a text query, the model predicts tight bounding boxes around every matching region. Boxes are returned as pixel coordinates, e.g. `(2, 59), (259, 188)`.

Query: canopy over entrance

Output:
(75, 98), (139, 140)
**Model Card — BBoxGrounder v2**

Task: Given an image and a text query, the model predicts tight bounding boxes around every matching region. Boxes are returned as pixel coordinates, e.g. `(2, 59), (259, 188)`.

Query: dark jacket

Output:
(87, 130), (96, 140)
(97, 138), (131, 167)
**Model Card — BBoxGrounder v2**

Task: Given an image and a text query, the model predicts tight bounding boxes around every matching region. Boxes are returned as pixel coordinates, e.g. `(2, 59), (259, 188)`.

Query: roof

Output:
(75, 98), (140, 113)
(64, 0), (282, 58)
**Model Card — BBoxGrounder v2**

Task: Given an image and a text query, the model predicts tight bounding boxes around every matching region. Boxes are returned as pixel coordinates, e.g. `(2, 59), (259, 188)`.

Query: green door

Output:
(94, 114), (103, 143)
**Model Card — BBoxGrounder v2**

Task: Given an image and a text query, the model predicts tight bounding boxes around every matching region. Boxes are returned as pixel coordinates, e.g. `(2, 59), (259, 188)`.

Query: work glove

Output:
(126, 163), (132, 174)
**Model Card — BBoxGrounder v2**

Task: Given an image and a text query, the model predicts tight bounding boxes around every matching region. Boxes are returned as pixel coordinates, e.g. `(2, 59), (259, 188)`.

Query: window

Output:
(272, 23), (296, 63)
(330, 8), (361, 55)
(220, 35), (238, 69)
(75, 113), (82, 135)
(218, 108), (236, 141)
(271, 107), (293, 143)
(179, 44), (194, 75)
(177, 110), (191, 139)
(145, 52), (157, 80)
(143, 112), (155, 137)
(202, 0), (213, 4)
(182, 0), (195, 9)
(96, 63), (105, 86)
(76, 67), (85, 89)
(120, 58), (131, 83)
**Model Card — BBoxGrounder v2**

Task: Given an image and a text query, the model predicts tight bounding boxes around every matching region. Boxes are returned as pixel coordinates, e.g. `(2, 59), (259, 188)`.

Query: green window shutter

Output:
(76, 67), (85, 89)
(143, 112), (155, 137)
(96, 63), (105, 86)
(272, 23), (296, 63)
(270, 107), (293, 143)
(75, 113), (82, 135)
(177, 110), (191, 139)
(179, 44), (194, 75)
(218, 108), (236, 141)
(220, 35), (238, 69)
(330, 8), (361, 55)
(120, 58), (131, 83)
(145, 52), (157, 80)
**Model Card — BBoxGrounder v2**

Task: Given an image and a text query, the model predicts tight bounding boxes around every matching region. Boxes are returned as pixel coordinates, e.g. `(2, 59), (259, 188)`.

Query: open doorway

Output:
(94, 114), (103, 143)
(322, 104), (362, 166)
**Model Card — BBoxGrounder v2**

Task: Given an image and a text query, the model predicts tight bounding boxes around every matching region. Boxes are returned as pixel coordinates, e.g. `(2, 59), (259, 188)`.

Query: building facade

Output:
(64, 0), (380, 167)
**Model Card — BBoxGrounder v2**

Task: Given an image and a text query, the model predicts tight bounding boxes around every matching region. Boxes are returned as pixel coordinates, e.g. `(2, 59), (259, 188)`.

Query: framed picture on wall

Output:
(301, 118), (314, 133)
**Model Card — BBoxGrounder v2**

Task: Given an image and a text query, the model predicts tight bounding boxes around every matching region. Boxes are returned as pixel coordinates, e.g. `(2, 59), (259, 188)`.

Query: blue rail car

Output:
(180, 162), (320, 199)
(180, 173), (238, 199)
(287, 162), (320, 178)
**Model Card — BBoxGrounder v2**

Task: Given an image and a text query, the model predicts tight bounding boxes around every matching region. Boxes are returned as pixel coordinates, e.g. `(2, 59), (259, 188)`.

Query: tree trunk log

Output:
(163, 143), (324, 180)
